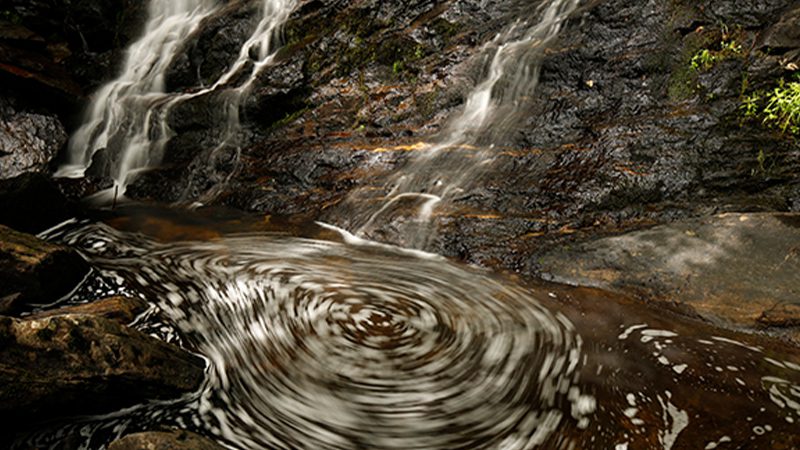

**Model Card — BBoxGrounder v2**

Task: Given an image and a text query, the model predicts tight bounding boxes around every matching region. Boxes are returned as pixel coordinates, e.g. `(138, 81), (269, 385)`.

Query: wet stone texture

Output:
(0, 224), (89, 314)
(0, 314), (205, 426)
(0, 96), (67, 180)
(538, 213), (800, 343)
(28, 295), (149, 325)
(119, 0), (800, 264)
(108, 430), (226, 450)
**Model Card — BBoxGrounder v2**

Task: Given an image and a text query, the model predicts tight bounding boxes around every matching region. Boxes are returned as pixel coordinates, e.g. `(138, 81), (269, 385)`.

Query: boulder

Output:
(108, 430), (225, 450)
(0, 95), (67, 180)
(537, 213), (800, 341)
(0, 314), (205, 423)
(0, 224), (89, 314)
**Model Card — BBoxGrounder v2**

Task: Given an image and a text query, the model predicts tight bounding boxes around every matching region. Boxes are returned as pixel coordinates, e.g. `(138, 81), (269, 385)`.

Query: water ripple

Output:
(50, 222), (591, 449)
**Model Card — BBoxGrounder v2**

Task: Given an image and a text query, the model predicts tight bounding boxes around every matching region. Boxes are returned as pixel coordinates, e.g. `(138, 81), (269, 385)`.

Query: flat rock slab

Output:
(539, 213), (800, 340)
(108, 430), (225, 450)
(0, 314), (205, 424)
(0, 224), (89, 313)
(28, 295), (149, 325)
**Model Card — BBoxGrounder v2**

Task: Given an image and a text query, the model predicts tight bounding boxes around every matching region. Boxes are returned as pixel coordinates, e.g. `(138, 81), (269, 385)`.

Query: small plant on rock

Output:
(690, 40), (742, 71)
(761, 78), (800, 134)
(739, 72), (800, 136)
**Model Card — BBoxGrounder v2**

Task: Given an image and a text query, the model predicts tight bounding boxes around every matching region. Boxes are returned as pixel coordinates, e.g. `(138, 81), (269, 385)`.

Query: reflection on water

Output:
(16, 212), (800, 449)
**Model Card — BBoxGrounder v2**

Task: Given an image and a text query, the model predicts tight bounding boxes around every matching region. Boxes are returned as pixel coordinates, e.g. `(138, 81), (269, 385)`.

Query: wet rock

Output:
(0, 224), (88, 314)
(28, 296), (149, 325)
(165, 0), (261, 92)
(108, 430), (225, 450)
(0, 31), (82, 101)
(0, 95), (67, 180)
(99, 0), (800, 298)
(0, 173), (73, 233)
(130, 0), (481, 204)
(0, 314), (205, 423)
(537, 213), (800, 341)
(2, 0), (147, 93)
(758, 3), (800, 65)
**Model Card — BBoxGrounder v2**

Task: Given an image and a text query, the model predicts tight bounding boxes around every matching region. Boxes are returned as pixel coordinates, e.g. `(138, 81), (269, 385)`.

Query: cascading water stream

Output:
(56, 0), (297, 202)
(24, 1), (800, 449)
(344, 0), (580, 249)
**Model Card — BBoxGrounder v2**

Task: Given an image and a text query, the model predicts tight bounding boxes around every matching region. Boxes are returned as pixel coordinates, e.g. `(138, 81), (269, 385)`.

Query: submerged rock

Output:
(108, 430), (225, 450)
(537, 213), (800, 342)
(0, 314), (205, 424)
(0, 224), (88, 314)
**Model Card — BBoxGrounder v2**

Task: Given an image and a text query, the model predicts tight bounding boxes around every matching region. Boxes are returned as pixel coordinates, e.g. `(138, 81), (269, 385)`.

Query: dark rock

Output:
(760, 3), (800, 51)
(2, 0), (147, 93)
(0, 293), (23, 316)
(165, 0), (261, 92)
(0, 224), (88, 313)
(0, 95), (67, 180)
(537, 213), (800, 342)
(0, 34), (83, 101)
(0, 173), (73, 233)
(0, 314), (205, 424)
(99, 0), (800, 321)
(108, 430), (225, 450)
(28, 296), (149, 325)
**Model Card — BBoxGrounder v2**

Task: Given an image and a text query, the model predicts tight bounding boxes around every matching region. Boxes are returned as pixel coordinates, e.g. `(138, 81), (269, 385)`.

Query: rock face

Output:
(0, 314), (205, 424)
(108, 430), (226, 450)
(109, 0), (800, 272)
(538, 213), (800, 341)
(1, 0), (147, 95)
(0, 224), (88, 314)
(0, 96), (67, 180)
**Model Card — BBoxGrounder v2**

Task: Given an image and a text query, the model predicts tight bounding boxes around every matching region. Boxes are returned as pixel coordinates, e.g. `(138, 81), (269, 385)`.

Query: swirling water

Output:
(15, 211), (800, 449)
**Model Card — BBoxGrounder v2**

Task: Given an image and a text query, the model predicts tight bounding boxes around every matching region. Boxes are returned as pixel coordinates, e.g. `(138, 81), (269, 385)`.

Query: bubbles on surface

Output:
(47, 222), (590, 449)
(28, 219), (800, 450)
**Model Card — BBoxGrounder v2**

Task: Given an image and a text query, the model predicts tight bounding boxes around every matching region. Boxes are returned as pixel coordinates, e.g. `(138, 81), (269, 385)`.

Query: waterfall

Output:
(347, 0), (581, 248)
(57, 0), (298, 201)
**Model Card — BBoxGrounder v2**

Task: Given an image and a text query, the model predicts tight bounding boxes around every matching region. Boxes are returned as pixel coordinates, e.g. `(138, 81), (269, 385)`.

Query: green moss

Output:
(668, 26), (746, 101)
(270, 106), (309, 130)
(668, 66), (699, 101)
(667, 32), (712, 101)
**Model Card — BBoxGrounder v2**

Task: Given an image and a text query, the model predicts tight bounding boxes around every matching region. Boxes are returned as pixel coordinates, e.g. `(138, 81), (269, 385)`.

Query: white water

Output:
(348, 0), (581, 248)
(57, 0), (298, 200)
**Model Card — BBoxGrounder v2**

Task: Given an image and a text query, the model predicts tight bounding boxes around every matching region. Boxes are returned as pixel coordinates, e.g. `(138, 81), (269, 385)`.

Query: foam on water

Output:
(16, 218), (800, 449)
(39, 221), (589, 449)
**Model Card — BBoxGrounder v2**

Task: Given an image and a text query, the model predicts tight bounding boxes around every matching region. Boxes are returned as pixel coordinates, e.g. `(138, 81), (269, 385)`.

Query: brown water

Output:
(17, 207), (800, 449)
